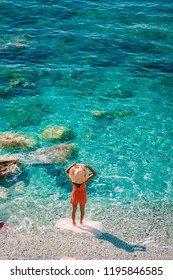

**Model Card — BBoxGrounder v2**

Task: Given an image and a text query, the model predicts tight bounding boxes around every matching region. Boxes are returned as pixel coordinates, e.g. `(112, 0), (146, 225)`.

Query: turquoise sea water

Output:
(0, 0), (173, 232)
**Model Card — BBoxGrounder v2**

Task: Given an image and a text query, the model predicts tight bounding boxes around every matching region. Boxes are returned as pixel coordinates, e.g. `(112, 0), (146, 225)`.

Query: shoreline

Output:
(0, 201), (172, 260)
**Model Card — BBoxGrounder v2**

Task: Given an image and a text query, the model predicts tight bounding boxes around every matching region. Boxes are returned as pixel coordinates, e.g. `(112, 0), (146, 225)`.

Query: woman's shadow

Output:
(77, 224), (146, 253)
(98, 232), (146, 253)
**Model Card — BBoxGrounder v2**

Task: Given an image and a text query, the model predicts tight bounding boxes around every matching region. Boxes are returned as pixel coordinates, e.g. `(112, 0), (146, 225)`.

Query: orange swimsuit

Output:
(70, 182), (87, 205)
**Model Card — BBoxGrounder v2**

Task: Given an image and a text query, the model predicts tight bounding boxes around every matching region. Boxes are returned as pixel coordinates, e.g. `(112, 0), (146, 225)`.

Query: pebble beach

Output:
(1, 201), (172, 260)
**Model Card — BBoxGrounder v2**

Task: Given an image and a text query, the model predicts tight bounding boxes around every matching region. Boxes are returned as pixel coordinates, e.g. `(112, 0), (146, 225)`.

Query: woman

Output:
(66, 162), (96, 225)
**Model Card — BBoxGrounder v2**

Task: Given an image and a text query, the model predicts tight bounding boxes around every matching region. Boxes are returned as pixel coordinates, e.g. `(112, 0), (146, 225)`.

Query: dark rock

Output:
(0, 159), (21, 178)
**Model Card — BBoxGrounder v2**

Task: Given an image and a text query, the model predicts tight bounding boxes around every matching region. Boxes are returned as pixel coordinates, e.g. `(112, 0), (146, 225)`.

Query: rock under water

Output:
(12, 143), (78, 165)
(91, 110), (135, 119)
(0, 132), (38, 149)
(39, 125), (75, 142)
(0, 159), (21, 178)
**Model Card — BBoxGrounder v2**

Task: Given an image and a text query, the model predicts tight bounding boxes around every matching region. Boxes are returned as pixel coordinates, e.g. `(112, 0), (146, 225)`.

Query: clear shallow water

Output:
(0, 0), (173, 232)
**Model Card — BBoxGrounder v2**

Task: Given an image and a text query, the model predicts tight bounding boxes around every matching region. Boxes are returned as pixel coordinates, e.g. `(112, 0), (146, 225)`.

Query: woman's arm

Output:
(85, 164), (97, 182)
(65, 162), (76, 178)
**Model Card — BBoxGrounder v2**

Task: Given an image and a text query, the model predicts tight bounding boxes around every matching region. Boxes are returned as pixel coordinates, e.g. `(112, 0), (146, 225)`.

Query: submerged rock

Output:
(0, 159), (21, 178)
(0, 64), (40, 99)
(39, 126), (75, 142)
(91, 110), (134, 119)
(114, 110), (135, 117)
(91, 111), (108, 118)
(0, 186), (9, 198)
(84, 132), (95, 139)
(0, 79), (35, 98)
(21, 143), (78, 165)
(9, 79), (36, 89)
(0, 132), (38, 149)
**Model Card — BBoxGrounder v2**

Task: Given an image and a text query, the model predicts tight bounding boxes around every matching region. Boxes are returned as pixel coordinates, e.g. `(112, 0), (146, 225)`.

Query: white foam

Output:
(55, 218), (103, 236)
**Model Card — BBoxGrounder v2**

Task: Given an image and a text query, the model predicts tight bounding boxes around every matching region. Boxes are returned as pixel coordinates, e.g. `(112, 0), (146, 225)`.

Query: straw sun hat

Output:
(69, 164), (89, 184)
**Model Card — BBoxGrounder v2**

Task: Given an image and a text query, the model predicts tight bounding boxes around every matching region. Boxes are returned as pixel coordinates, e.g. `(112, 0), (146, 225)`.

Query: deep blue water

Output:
(0, 0), (172, 231)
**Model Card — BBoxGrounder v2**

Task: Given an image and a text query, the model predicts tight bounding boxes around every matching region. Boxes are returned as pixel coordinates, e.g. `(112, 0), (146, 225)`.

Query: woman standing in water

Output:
(66, 162), (96, 225)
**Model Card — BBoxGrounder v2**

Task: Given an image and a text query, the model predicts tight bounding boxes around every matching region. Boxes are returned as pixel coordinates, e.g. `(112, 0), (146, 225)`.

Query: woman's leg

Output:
(72, 204), (77, 225)
(80, 204), (85, 224)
